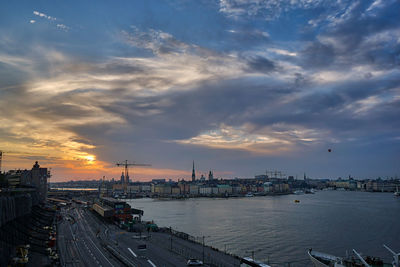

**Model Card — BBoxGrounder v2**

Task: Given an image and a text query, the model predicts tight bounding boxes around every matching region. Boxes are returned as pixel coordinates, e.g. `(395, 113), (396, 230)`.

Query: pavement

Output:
(57, 203), (241, 267)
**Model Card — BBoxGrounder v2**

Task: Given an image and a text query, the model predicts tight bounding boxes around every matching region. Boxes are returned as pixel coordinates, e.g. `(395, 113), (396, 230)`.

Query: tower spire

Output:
(192, 160), (196, 182)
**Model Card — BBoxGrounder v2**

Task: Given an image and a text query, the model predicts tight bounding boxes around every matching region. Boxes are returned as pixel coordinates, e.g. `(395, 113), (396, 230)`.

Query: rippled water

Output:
(128, 191), (400, 266)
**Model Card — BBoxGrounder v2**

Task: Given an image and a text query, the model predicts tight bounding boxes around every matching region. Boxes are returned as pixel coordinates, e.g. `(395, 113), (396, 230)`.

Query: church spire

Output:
(192, 161), (196, 182)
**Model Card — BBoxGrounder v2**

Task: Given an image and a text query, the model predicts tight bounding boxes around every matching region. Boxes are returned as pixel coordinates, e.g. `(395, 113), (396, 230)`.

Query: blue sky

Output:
(0, 0), (399, 181)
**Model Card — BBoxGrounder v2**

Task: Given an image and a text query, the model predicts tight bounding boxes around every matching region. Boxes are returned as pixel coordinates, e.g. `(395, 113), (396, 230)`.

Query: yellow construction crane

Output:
(116, 160), (151, 192)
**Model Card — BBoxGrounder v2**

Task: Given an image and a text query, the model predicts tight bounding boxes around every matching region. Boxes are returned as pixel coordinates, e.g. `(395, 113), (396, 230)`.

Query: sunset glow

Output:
(1, 1), (399, 181)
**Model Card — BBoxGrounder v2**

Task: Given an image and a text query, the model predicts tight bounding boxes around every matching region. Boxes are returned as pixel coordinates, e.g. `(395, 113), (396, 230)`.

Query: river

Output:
(128, 191), (400, 266)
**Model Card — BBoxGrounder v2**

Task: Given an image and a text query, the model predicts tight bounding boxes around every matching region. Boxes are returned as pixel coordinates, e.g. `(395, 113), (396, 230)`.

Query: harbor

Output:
(1, 170), (400, 266)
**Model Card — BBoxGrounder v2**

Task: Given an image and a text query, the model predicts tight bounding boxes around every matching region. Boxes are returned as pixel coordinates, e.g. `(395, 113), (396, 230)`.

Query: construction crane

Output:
(116, 160), (151, 192)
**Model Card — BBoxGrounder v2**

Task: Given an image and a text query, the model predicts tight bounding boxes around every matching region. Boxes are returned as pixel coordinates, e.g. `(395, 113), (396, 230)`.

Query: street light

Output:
(201, 235), (211, 263)
(245, 249), (263, 261)
(170, 227), (173, 250)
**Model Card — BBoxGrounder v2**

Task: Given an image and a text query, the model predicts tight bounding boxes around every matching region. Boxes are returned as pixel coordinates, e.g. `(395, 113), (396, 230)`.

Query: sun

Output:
(84, 155), (95, 163)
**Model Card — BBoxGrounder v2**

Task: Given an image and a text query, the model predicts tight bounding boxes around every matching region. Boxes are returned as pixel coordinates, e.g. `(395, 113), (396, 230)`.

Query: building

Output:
(192, 161), (196, 182)
(9, 161), (49, 202)
(178, 182), (190, 195)
(217, 184), (232, 195)
(189, 184), (199, 195)
(208, 170), (214, 181)
(171, 186), (181, 195)
(199, 186), (212, 195)
(95, 197), (140, 222)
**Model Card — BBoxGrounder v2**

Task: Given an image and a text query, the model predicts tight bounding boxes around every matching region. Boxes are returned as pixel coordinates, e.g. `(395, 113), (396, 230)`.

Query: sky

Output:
(0, 0), (399, 182)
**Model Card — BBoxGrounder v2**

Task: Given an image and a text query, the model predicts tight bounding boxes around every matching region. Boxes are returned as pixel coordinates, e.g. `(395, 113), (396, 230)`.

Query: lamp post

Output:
(202, 235), (211, 263)
(202, 236), (205, 263)
(170, 227), (173, 250)
(245, 249), (262, 261)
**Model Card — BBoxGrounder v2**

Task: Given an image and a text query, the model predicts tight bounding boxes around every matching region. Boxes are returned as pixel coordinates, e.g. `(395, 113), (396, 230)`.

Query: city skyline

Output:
(1, 1), (399, 182)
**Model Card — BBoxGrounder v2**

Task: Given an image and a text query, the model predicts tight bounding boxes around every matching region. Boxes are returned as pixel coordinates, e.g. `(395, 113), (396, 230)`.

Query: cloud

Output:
(57, 24), (69, 31)
(246, 56), (276, 73)
(174, 123), (328, 154)
(218, 0), (341, 20)
(32, 10), (71, 31)
(2, 3), (400, 181)
(33, 10), (56, 21)
(121, 27), (191, 56)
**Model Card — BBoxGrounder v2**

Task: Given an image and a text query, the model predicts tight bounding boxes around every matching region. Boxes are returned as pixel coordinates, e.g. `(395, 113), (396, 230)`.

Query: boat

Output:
(294, 199), (300, 203)
(240, 257), (271, 267)
(293, 190), (304, 195)
(245, 192), (254, 197)
(308, 245), (399, 267)
(394, 186), (400, 197)
(305, 189), (316, 194)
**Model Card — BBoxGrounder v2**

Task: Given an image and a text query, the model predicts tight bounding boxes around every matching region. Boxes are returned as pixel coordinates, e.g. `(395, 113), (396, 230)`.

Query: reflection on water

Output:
(128, 191), (400, 266)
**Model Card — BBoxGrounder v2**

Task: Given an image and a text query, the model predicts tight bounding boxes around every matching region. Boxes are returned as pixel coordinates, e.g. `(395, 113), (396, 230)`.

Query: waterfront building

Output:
(208, 170), (214, 181)
(217, 184), (232, 195)
(232, 185), (241, 195)
(151, 183), (172, 196)
(178, 181), (190, 195)
(211, 186), (219, 195)
(127, 184), (140, 193)
(171, 186), (181, 195)
(264, 182), (273, 192)
(141, 184), (151, 192)
(199, 186), (212, 195)
(189, 184), (199, 195)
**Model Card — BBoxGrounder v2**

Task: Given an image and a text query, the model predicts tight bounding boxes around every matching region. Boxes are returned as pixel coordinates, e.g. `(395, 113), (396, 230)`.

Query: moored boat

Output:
(394, 186), (400, 196)
(308, 245), (399, 267)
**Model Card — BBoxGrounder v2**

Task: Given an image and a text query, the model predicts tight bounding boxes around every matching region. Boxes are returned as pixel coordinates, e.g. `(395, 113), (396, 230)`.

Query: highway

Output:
(57, 203), (240, 267)
(58, 206), (120, 267)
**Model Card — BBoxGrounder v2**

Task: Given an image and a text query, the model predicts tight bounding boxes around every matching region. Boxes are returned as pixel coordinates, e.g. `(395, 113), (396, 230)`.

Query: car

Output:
(187, 259), (203, 266)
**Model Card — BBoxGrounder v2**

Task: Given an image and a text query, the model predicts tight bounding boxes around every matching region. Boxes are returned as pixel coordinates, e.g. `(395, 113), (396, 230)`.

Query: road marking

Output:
(147, 260), (157, 267)
(127, 248), (137, 257)
(86, 234), (115, 267)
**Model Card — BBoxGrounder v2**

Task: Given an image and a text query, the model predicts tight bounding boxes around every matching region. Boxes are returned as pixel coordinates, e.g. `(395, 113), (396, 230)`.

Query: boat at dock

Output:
(240, 257), (271, 267)
(308, 245), (399, 267)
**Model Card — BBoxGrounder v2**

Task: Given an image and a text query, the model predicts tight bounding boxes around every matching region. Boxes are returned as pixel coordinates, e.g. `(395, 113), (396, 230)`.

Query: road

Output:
(58, 203), (240, 267)
(58, 205), (120, 267)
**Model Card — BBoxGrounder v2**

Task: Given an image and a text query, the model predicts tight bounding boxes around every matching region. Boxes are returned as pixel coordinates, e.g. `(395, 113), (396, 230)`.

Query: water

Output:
(128, 191), (400, 266)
